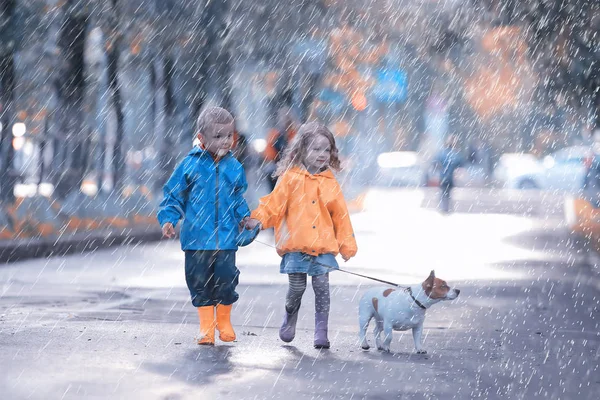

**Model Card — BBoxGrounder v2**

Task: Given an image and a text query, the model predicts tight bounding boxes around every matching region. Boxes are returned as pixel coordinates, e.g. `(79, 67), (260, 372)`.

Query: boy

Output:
(158, 107), (255, 345)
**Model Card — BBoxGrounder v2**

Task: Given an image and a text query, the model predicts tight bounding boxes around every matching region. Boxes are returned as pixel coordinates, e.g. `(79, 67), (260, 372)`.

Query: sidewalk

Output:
(0, 226), (162, 263)
(0, 177), (366, 264)
(0, 186), (573, 264)
(348, 187), (567, 216)
(0, 188), (160, 263)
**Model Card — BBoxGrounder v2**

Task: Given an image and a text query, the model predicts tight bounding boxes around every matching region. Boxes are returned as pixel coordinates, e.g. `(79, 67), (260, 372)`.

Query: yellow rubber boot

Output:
(197, 306), (216, 345)
(216, 304), (236, 342)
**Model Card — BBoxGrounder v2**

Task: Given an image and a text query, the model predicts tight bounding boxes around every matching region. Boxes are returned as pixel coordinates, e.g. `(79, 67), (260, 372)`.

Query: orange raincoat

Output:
(251, 167), (357, 259)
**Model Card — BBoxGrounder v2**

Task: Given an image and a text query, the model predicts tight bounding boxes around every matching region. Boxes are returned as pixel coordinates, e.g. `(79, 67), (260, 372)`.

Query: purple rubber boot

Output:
(279, 310), (299, 343)
(314, 312), (330, 349)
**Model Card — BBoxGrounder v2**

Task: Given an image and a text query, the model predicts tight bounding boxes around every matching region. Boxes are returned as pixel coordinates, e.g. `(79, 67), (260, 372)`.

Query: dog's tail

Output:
(358, 294), (376, 327)
(358, 294), (376, 350)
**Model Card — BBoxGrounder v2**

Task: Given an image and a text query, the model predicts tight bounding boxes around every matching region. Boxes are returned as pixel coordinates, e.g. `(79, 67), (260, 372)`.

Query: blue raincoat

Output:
(157, 147), (252, 250)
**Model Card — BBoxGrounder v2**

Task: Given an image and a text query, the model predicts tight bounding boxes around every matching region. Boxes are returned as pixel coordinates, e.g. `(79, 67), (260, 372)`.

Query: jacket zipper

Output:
(215, 161), (220, 248)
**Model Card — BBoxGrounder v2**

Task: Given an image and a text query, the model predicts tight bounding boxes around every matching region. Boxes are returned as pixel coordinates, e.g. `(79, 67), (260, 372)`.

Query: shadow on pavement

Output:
(144, 345), (235, 386)
(501, 224), (579, 253)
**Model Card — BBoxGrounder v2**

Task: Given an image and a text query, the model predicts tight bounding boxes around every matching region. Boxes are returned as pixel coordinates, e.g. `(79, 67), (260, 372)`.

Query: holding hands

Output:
(162, 222), (175, 239)
(243, 218), (262, 231)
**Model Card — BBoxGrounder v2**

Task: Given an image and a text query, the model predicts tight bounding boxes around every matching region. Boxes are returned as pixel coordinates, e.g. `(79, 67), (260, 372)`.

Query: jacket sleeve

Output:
(331, 184), (358, 259)
(250, 172), (290, 229)
(233, 167), (251, 222)
(157, 159), (189, 228)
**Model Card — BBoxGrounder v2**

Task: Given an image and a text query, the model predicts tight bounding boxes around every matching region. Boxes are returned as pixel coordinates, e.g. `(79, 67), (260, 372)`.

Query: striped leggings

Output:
(285, 273), (330, 314)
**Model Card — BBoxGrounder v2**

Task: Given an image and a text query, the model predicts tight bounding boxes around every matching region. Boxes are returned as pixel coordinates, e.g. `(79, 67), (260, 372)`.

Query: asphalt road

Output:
(1, 188), (598, 399)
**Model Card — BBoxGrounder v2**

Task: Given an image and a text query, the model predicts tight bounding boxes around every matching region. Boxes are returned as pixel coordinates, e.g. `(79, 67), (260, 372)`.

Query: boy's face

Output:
(199, 122), (234, 157)
(304, 134), (331, 171)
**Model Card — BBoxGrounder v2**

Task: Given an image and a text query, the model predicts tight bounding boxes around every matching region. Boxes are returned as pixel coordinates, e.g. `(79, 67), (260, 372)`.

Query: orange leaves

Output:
(325, 25), (386, 108)
(465, 26), (537, 120)
(351, 92), (368, 111)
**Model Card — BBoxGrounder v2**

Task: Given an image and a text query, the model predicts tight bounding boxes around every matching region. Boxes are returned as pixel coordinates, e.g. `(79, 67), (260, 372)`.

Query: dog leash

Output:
(253, 239), (429, 308)
(254, 239), (403, 288)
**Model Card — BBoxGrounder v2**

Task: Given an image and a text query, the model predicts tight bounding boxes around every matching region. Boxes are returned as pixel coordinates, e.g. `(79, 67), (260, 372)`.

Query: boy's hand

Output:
(342, 254), (351, 262)
(243, 218), (261, 230)
(162, 223), (175, 239)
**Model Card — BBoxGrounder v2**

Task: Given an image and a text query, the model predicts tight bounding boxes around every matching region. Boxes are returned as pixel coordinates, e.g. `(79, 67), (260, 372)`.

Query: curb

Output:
(0, 227), (162, 264)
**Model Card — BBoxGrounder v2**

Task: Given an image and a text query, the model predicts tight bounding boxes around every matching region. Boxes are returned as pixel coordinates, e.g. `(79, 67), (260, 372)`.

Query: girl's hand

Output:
(239, 216), (249, 231)
(342, 254), (351, 262)
(162, 223), (175, 239)
(244, 218), (262, 230)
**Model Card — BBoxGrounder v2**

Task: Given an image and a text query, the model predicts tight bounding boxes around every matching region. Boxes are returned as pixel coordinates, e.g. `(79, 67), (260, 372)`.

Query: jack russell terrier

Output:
(358, 270), (460, 353)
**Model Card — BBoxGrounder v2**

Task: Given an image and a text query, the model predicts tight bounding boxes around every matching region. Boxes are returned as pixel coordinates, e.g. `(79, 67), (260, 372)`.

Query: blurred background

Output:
(0, 0), (599, 252)
(1, 2), (600, 398)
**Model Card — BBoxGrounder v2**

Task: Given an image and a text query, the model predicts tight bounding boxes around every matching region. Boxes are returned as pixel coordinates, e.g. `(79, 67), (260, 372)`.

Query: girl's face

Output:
(304, 134), (331, 172)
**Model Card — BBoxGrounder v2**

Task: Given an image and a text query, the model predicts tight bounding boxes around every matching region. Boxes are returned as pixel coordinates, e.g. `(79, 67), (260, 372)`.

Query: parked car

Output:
(493, 153), (543, 189)
(374, 151), (426, 187)
(565, 155), (600, 253)
(454, 164), (489, 188)
(494, 146), (595, 192)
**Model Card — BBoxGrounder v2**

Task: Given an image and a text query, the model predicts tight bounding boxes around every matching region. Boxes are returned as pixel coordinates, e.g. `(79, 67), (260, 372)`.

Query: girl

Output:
(245, 122), (357, 348)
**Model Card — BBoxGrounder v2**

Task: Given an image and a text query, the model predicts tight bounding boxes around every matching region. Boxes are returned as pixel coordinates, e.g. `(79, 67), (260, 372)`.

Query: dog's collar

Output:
(406, 287), (427, 310)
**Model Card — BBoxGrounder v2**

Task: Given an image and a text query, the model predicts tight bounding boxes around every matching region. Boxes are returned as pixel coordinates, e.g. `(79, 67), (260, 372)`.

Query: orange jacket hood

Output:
(251, 167), (357, 259)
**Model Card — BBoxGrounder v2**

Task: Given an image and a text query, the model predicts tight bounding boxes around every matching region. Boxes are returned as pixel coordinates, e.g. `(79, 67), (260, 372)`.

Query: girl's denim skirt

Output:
(280, 252), (339, 276)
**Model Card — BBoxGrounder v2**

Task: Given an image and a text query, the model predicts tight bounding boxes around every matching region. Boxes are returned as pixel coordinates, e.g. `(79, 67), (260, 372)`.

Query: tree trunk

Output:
(84, 26), (106, 195)
(149, 58), (157, 147)
(107, 41), (125, 194)
(155, 56), (176, 192)
(0, 0), (16, 203)
(190, 0), (231, 124)
(38, 117), (49, 187)
(104, 0), (125, 194)
(54, 11), (88, 199)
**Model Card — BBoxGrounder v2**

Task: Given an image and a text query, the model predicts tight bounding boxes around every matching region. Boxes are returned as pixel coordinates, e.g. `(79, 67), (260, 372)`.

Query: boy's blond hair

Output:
(196, 107), (234, 136)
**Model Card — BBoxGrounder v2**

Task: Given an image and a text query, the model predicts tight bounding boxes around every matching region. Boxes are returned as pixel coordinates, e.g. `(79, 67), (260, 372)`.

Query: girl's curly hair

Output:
(274, 122), (341, 177)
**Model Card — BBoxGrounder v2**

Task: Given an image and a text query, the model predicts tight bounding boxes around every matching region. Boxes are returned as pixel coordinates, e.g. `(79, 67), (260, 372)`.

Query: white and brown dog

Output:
(358, 271), (460, 353)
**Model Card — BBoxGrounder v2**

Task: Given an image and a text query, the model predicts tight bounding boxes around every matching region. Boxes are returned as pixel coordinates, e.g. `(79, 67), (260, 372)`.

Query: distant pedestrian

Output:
(244, 122), (358, 349)
(432, 135), (464, 213)
(157, 107), (258, 346)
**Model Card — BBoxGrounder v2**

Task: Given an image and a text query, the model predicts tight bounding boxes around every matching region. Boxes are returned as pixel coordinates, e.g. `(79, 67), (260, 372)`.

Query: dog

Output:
(358, 270), (459, 353)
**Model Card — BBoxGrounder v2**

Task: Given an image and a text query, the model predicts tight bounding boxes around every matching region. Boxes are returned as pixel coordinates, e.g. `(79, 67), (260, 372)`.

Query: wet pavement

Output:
(1, 188), (598, 399)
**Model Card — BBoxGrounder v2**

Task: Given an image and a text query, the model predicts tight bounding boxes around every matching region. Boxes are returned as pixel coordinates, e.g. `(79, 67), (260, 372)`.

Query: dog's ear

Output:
(425, 270), (435, 288)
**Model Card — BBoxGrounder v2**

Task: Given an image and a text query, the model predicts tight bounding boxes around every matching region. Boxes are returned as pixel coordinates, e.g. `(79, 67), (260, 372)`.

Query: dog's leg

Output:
(358, 308), (372, 350)
(374, 318), (384, 350)
(379, 321), (393, 353)
(412, 323), (427, 354)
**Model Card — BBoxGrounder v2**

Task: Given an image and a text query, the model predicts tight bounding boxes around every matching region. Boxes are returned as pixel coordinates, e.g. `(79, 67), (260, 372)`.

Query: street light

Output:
(12, 137), (25, 151)
(12, 122), (26, 137)
(12, 123), (27, 150)
(251, 138), (267, 153)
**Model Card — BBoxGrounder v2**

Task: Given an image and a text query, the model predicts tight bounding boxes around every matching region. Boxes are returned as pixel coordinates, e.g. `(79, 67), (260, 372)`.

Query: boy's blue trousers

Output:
(184, 250), (239, 307)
